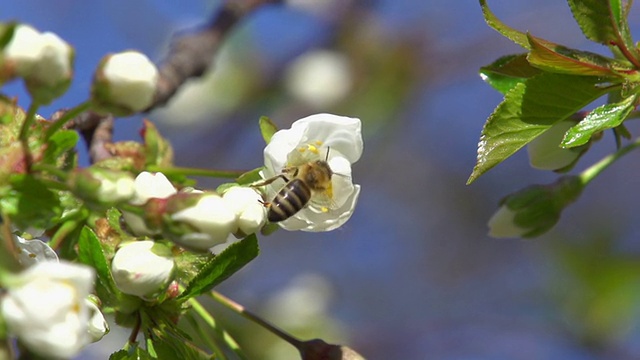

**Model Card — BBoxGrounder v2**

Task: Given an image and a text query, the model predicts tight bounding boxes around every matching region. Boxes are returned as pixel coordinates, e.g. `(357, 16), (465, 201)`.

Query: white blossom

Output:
(95, 172), (135, 203)
(14, 235), (58, 266)
(222, 186), (267, 236)
(111, 240), (175, 299)
(528, 120), (581, 170)
(122, 171), (177, 235)
(94, 51), (158, 112)
(3, 24), (72, 86)
(171, 194), (237, 250)
(85, 298), (109, 342)
(1, 261), (95, 359)
(261, 113), (362, 231)
(487, 205), (526, 238)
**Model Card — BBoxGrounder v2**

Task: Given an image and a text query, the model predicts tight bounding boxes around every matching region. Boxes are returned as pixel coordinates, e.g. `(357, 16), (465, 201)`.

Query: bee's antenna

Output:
(325, 146), (331, 162)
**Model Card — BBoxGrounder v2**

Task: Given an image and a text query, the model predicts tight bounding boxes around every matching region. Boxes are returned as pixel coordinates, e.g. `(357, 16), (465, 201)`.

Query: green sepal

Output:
(42, 130), (79, 167)
(143, 119), (174, 168)
(177, 234), (259, 301)
(503, 176), (583, 238)
(259, 116), (278, 144)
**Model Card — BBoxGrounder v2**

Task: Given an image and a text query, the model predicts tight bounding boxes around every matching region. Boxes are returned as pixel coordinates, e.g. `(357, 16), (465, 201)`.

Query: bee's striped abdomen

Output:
(268, 179), (311, 222)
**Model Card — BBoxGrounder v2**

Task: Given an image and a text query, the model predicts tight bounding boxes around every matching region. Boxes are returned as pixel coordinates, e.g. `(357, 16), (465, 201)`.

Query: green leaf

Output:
(150, 334), (211, 360)
(42, 130), (79, 165)
(479, 0), (529, 49)
(109, 347), (154, 360)
(177, 234), (259, 301)
(236, 166), (265, 185)
(0, 22), (16, 49)
(561, 95), (636, 148)
(567, 0), (633, 47)
(259, 116), (278, 144)
(467, 73), (610, 184)
(77, 226), (119, 306)
(526, 33), (631, 77)
(480, 54), (541, 94)
(0, 175), (61, 230)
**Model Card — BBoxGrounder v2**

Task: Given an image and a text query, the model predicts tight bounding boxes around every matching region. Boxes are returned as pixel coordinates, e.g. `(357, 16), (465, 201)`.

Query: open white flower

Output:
(261, 113), (363, 231)
(1, 261), (95, 359)
(111, 240), (175, 299)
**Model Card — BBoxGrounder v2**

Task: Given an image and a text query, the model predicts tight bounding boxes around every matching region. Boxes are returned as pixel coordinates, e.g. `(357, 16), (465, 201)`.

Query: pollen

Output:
(308, 145), (319, 154)
(298, 147), (307, 153)
(314, 140), (323, 146)
(321, 206), (329, 213)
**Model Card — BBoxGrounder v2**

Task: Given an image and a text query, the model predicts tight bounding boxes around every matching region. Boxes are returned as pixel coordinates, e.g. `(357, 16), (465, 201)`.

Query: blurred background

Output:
(4, 1), (640, 359)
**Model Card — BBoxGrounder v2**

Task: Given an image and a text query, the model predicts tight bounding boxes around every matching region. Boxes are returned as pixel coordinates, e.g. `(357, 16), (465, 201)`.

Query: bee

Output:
(256, 149), (335, 222)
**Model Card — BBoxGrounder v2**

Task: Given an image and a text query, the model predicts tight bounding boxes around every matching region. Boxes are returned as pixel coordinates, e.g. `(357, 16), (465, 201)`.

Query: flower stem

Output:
(44, 100), (92, 139)
(580, 137), (640, 185)
(187, 297), (247, 359)
(31, 163), (70, 181)
(146, 165), (245, 179)
(19, 101), (40, 142)
(209, 290), (303, 348)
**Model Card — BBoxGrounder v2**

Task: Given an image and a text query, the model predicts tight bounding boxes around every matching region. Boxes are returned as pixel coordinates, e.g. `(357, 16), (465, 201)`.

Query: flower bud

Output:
(222, 186), (267, 236)
(122, 171), (177, 236)
(92, 51), (158, 115)
(14, 235), (58, 266)
(3, 24), (73, 104)
(111, 240), (175, 299)
(1, 261), (95, 359)
(85, 296), (109, 342)
(167, 193), (237, 251)
(68, 168), (135, 205)
(487, 176), (583, 238)
(528, 119), (584, 171)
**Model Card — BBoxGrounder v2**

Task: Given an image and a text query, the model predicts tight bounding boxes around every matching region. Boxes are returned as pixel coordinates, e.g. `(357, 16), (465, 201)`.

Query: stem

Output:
(31, 163), (70, 181)
(44, 101), (92, 139)
(19, 102), (40, 141)
(188, 297), (247, 359)
(580, 137), (640, 185)
(614, 41), (640, 68)
(209, 291), (303, 348)
(146, 165), (245, 179)
(184, 313), (228, 360)
(128, 311), (142, 345)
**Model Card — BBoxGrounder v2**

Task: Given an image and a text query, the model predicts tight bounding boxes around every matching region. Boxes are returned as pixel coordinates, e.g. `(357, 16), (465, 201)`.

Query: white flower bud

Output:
(528, 120), (582, 171)
(222, 186), (267, 236)
(171, 194), (236, 250)
(93, 51), (158, 113)
(1, 261), (95, 359)
(130, 171), (177, 205)
(122, 172), (177, 235)
(85, 298), (109, 342)
(487, 205), (525, 238)
(111, 240), (175, 299)
(97, 175), (135, 203)
(29, 32), (72, 86)
(14, 235), (58, 266)
(3, 25), (43, 75)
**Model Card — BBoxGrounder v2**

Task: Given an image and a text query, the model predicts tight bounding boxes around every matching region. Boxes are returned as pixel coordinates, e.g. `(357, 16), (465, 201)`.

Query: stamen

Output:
(308, 144), (319, 154)
(314, 140), (323, 146)
(321, 206), (329, 213)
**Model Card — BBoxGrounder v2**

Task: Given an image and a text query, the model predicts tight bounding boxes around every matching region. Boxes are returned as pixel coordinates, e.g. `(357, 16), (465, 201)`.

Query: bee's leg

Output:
(251, 174), (289, 187)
